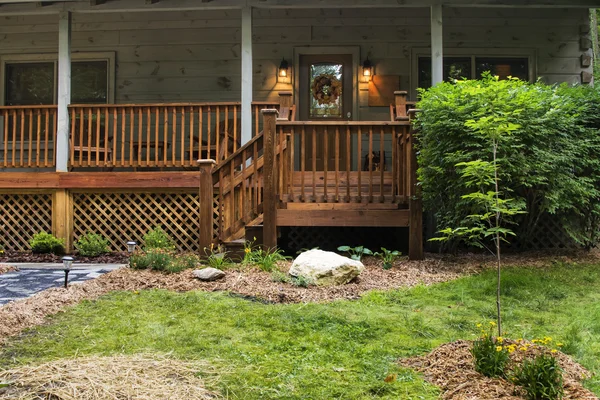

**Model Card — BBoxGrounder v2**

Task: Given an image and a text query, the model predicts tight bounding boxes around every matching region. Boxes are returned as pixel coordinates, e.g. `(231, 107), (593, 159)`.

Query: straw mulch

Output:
(0, 265), (18, 275)
(400, 340), (598, 400)
(0, 354), (220, 400)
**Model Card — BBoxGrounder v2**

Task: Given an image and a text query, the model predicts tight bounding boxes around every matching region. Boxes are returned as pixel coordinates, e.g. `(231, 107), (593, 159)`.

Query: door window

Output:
(309, 63), (343, 118)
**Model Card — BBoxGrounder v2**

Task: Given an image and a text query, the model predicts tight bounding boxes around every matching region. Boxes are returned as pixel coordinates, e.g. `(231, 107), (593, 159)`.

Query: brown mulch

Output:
(0, 251), (129, 264)
(0, 354), (220, 399)
(400, 340), (598, 399)
(0, 265), (18, 275)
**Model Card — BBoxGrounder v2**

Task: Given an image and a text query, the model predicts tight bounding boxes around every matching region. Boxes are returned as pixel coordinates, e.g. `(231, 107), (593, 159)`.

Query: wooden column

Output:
(277, 91), (293, 121)
(393, 91), (409, 121)
(262, 109), (278, 250)
(241, 6), (253, 144)
(198, 159), (216, 253)
(52, 189), (73, 252)
(408, 129), (423, 260)
(56, 11), (72, 172)
(430, 5), (443, 86)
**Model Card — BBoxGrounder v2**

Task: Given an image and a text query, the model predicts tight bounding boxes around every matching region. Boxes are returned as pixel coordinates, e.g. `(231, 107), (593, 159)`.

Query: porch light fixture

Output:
(362, 58), (373, 82)
(277, 58), (291, 84)
(62, 256), (74, 289)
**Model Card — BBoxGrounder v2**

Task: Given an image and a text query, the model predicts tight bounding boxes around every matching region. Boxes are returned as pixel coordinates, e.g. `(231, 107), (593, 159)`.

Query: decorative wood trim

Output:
(277, 209), (409, 227)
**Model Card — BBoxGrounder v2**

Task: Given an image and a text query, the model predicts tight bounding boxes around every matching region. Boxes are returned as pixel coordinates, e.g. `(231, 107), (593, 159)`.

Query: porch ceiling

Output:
(0, 0), (596, 15)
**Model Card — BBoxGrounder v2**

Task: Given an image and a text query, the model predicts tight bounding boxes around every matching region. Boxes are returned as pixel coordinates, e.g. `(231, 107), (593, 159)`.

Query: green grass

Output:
(2, 262), (600, 399)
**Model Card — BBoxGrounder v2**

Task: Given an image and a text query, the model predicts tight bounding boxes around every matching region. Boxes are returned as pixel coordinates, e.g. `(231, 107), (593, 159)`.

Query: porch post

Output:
(262, 109), (278, 250)
(198, 159), (216, 253)
(430, 5), (443, 86)
(56, 11), (71, 172)
(241, 6), (253, 145)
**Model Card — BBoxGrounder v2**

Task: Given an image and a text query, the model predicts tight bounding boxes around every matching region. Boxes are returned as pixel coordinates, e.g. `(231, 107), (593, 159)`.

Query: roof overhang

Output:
(0, 0), (597, 15)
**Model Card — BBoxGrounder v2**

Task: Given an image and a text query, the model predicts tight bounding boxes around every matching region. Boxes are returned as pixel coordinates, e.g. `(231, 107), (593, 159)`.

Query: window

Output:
(417, 55), (530, 89)
(1, 53), (115, 106)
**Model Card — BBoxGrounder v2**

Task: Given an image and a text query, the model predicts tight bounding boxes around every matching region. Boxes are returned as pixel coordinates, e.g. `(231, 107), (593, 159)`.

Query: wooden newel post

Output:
(52, 189), (73, 253)
(408, 129), (424, 260)
(262, 109), (279, 250)
(394, 91), (409, 121)
(277, 91), (293, 121)
(198, 159), (216, 254)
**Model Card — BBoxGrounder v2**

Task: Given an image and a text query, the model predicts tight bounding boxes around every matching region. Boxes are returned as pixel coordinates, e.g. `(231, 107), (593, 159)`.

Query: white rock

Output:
(193, 267), (225, 281)
(289, 249), (364, 286)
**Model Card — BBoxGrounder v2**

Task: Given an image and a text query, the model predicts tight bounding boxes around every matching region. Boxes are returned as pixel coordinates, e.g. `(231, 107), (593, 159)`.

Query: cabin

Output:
(0, 0), (595, 259)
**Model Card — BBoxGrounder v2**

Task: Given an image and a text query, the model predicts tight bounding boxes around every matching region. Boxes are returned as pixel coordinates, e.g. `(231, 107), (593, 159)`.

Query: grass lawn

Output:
(1, 262), (600, 399)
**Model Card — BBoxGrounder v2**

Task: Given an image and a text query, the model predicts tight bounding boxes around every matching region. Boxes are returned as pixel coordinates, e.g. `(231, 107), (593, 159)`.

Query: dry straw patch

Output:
(400, 340), (598, 400)
(0, 265), (18, 275)
(0, 354), (220, 400)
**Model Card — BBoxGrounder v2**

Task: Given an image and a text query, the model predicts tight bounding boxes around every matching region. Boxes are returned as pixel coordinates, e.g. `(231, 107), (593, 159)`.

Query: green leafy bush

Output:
(130, 248), (173, 272)
(29, 232), (65, 255)
(513, 354), (564, 400)
(337, 245), (372, 261)
(75, 232), (110, 257)
(471, 322), (510, 378)
(166, 253), (200, 273)
(374, 248), (401, 269)
(416, 75), (600, 250)
(143, 226), (175, 251)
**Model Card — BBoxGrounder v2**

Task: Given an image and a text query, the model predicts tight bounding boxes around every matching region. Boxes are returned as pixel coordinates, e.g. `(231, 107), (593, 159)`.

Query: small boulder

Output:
(289, 249), (364, 286)
(193, 267), (225, 281)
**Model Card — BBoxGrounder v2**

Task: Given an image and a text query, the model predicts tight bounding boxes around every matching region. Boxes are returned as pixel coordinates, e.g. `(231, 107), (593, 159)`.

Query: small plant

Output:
(129, 248), (174, 272)
(512, 353), (564, 400)
(204, 244), (233, 270)
(471, 322), (511, 378)
(291, 275), (314, 288)
(29, 231), (65, 255)
(143, 226), (175, 251)
(374, 248), (401, 269)
(271, 270), (291, 283)
(337, 245), (372, 261)
(166, 253), (200, 274)
(243, 239), (289, 272)
(130, 250), (151, 270)
(75, 232), (110, 257)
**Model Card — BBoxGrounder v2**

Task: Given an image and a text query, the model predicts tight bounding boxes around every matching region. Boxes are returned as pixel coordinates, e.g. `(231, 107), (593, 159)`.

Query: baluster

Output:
(335, 125), (340, 202)
(19, 109), (24, 166)
(368, 126), (373, 203)
(312, 126), (316, 202)
(346, 125), (351, 202)
(323, 126), (328, 202)
(300, 126), (305, 202)
(87, 107), (93, 166)
(357, 126), (362, 202)
(27, 109), (33, 167)
(289, 126), (295, 202)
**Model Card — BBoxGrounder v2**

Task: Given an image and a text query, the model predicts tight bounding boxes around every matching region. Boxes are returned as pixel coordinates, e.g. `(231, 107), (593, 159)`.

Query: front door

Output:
(299, 54), (353, 170)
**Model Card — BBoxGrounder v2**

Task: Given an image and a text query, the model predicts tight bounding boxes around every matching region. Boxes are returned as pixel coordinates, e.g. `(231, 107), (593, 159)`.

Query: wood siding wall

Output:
(0, 7), (592, 122)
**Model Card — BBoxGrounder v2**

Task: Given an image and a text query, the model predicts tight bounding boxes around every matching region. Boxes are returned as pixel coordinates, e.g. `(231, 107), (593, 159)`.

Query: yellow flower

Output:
(556, 342), (563, 347)
(551, 349), (557, 354)
(496, 346), (503, 352)
(476, 323), (482, 328)
(496, 337), (504, 344)
(489, 321), (496, 326)
(520, 346), (528, 351)
(245, 248), (251, 254)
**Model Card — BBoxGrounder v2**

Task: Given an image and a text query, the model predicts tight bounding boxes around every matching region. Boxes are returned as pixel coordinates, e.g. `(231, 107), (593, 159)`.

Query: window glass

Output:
(418, 57), (471, 89)
(309, 63), (343, 118)
(5, 62), (54, 105)
(475, 57), (528, 81)
(72, 60), (108, 104)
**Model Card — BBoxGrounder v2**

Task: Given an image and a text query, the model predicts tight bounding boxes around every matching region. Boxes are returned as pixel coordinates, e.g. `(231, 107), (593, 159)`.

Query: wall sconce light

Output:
(277, 58), (291, 84)
(362, 58), (373, 82)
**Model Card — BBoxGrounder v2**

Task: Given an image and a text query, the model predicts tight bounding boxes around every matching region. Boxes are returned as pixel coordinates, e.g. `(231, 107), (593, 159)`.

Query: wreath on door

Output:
(311, 74), (342, 105)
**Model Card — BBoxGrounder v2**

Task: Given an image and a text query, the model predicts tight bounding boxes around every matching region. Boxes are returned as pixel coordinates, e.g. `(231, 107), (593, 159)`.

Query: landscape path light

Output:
(126, 241), (137, 268)
(61, 256), (74, 289)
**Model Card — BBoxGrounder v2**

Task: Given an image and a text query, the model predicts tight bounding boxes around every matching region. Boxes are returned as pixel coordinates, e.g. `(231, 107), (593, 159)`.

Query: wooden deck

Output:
(0, 95), (423, 259)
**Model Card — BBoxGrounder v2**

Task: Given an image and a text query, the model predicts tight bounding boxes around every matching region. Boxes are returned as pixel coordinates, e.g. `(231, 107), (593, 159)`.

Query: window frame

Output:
(410, 47), (536, 100)
(0, 52), (116, 106)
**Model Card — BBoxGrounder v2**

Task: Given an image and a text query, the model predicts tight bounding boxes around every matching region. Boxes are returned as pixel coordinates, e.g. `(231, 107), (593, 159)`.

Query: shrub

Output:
(75, 232), (110, 257)
(203, 244), (233, 270)
(513, 354), (564, 400)
(130, 251), (151, 270)
(471, 322), (510, 378)
(143, 226), (175, 251)
(415, 75), (600, 250)
(243, 239), (289, 272)
(130, 248), (173, 271)
(166, 253), (200, 273)
(29, 232), (65, 255)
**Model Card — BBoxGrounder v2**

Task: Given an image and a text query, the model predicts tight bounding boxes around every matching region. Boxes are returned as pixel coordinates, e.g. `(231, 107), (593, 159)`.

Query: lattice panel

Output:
(72, 191), (215, 253)
(512, 213), (578, 251)
(0, 193), (52, 251)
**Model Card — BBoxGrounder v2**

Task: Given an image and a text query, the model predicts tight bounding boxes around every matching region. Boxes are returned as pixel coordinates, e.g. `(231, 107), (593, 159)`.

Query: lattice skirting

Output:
(72, 190), (218, 253)
(511, 213), (578, 251)
(0, 193), (52, 251)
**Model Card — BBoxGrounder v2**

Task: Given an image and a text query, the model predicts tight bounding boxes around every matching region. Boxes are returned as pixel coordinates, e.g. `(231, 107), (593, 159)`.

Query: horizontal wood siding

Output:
(0, 7), (592, 112)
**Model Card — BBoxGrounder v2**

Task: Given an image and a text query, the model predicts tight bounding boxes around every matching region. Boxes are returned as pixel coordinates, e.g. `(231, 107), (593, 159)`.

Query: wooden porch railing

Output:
(68, 101), (278, 169)
(0, 105), (57, 168)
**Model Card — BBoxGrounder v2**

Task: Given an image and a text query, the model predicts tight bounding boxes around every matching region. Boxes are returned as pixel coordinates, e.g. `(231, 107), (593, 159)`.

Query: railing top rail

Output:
(0, 105), (58, 110)
(276, 120), (412, 126)
(68, 101), (280, 109)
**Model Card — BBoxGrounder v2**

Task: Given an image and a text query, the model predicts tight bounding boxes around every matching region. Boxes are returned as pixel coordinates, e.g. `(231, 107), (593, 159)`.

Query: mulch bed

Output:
(400, 340), (598, 399)
(0, 251), (129, 264)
